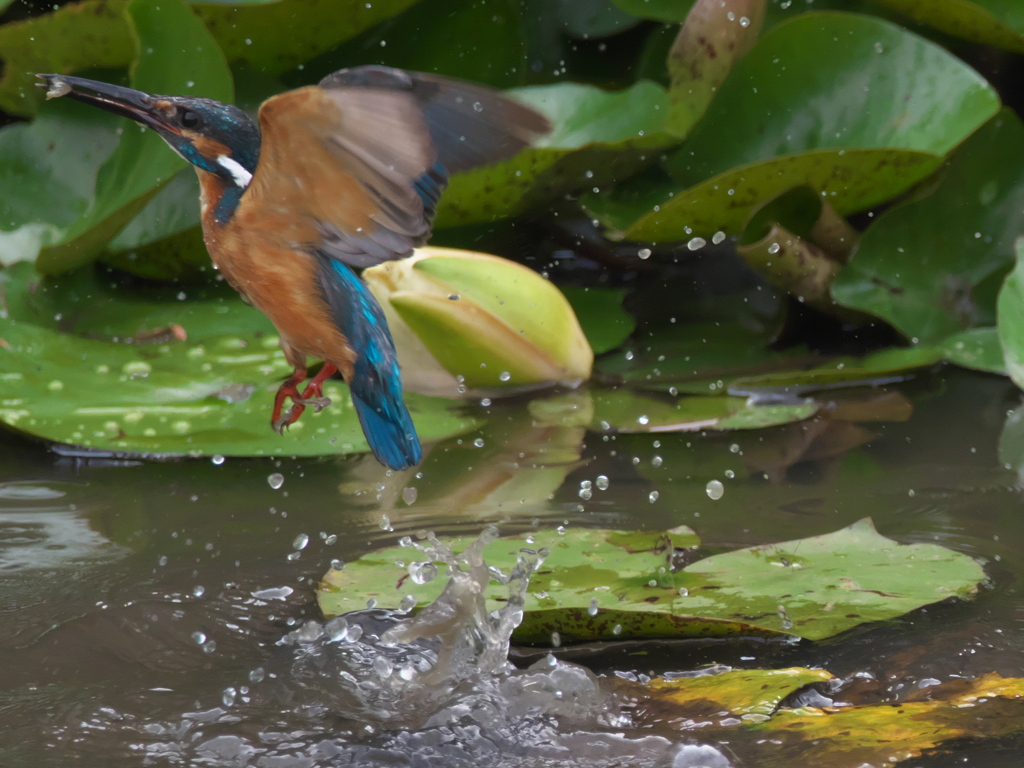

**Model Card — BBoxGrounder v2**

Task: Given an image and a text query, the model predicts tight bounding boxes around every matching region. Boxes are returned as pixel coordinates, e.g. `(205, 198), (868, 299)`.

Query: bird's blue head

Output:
(37, 74), (261, 190)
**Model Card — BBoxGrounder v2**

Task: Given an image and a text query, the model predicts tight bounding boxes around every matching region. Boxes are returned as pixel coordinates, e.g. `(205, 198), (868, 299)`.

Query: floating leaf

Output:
(997, 239), (1024, 389)
(587, 12), (1000, 241)
(436, 80), (672, 228)
(876, 0), (1024, 53)
(560, 287), (635, 355)
(833, 111), (1024, 344)
(622, 669), (1024, 765)
(319, 519), (982, 642)
(588, 389), (818, 433)
(0, 264), (477, 457)
(35, 0), (234, 276)
(0, 0), (422, 117)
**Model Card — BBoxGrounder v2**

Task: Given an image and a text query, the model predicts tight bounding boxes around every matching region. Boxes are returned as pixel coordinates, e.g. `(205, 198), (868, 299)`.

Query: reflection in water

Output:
(67, 528), (730, 767)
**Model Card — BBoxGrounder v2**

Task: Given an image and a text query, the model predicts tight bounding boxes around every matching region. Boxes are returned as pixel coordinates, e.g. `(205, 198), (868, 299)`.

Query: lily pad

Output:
(876, 0), (1024, 52)
(832, 111), (1024, 344)
(0, 264), (477, 457)
(624, 669), (1024, 765)
(436, 80), (673, 228)
(586, 12), (1000, 241)
(997, 239), (1024, 389)
(560, 287), (635, 355)
(588, 389), (818, 433)
(318, 519), (983, 643)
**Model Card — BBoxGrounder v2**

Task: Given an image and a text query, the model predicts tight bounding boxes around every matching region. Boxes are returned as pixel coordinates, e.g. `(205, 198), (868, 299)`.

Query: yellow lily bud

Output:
(364, 247), (593, 398)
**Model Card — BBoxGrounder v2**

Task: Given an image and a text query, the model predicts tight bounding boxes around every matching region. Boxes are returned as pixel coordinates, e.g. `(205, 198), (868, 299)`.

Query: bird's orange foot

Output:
(270, 363), (339, 434)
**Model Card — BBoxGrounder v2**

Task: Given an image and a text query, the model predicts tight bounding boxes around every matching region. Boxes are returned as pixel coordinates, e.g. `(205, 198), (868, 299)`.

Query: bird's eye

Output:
(180, 109), (201, 129)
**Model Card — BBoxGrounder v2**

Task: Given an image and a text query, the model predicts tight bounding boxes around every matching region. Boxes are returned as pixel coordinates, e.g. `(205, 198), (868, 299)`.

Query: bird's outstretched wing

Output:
(249, 66), (549, 268)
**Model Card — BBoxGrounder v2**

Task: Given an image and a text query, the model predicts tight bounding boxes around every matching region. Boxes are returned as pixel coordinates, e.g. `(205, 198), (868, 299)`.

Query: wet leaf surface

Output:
(832, 111), (1024, 344)
(34, 0), (233, 276)
(876, 0), (1024, 52)
(0, 264), (477, 457)
(586, 12), (1000, 241)
(319, 519), (984, 643)
(436, 80), (673, 228)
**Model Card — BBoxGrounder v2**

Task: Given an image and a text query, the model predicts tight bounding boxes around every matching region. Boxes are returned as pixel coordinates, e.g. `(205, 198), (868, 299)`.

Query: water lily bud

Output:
(364, 247), (593, 397)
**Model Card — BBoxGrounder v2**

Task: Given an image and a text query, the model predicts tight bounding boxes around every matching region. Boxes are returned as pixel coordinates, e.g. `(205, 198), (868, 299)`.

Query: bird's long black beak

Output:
(36, 74), (179, 135)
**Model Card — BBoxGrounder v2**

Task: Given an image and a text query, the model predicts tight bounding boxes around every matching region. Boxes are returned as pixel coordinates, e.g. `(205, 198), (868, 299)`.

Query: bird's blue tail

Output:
(316, 255), (422, 470)
(351, 388), (421, 470)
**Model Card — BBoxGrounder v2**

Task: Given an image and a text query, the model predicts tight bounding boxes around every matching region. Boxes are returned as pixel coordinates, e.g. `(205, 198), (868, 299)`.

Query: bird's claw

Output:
(294, 395), (332, 412)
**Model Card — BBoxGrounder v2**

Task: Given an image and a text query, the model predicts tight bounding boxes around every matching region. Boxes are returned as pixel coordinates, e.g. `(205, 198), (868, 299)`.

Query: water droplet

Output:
(612, 623), (623, 636)
(739, 15), (750, 27)
(499, 371), (511, 382)
(292, 533), (309, 550)
(712, 231), (726, 244)
(380, 514), (393, 532)
(637, 247), (652, 260)
(409, 561), (438, 584)
(402, 486), (418, 505)
(729, 443), (740, 454)
(192, 585), (205, 598)
(648, 491), (659, 503)
(595, 475), (609, 491)
(678, 587), (689, 597)
(248, 667), (265, 683)
(588, 599), (599, 617)
(373, 656), (394, 678)
(651, 455), (663, 468)
(448, 293), (460, 301)
(329, 558), (344, 571)
(324, 534), (338, 545)
(777, 604), (793, 630)
(724, 469), (735, 479)
(326, 617), (349, 642)
(192, 631), (207, 645)
(211, 454), (225, 465)
(473, 437), (485, 448)
(399, 594), (417, 612)
(687, 237), (706, 251)
(267, 473), (284, 489)
(550, 631), (562, 647)
(637, 414), (650, 426)
(472, 101), (483, 112)
(706, 479), (725, 500)
(767, 242), (781, 254)
(222, 687), (237, 707)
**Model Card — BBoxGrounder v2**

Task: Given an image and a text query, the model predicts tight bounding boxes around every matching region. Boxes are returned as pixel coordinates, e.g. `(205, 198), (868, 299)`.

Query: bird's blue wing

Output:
(314, 251), (421, 470)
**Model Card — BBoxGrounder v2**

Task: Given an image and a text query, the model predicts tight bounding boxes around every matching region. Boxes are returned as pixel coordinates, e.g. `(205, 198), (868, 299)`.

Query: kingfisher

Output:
(37, 67), (549, 470)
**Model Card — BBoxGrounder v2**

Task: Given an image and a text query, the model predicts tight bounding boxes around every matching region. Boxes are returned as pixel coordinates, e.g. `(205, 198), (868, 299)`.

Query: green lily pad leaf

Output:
(587, 12), (1000, 241)
(560, 287), (635, 355)
(0, 264), (477, 457)
(832, 111), (1024, 344)
(681, 517), (983, 641)
(0, 0), (419, 118)
(436, 80), (673, 228)
(320, 519), (983, 643)
(36, 0), (234, 277)
(319, 527), (732, 645)
(939, 326), (1005, 374)
(875, 0), (1024, 53)
(0, 101), (120, 267)
(631, 667), (835, 721)
(589, 389), (817, 433)
(0, 0), (134, 118)
(611, 0), (696, 22)
(997, 239), (1024, 389)
(194, 0), (420, 76)
(303, 0), (526, 91)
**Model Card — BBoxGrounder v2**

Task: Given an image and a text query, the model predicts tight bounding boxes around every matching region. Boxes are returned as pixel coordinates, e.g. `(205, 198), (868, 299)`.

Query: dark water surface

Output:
(2, 369), (1024, 766)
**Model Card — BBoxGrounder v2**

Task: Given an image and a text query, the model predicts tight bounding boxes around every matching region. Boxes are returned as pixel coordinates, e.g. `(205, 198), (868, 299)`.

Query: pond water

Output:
(2, 368), (1024, 766)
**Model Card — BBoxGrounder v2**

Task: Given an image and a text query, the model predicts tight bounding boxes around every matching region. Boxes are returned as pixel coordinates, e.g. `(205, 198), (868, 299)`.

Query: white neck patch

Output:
(216, 155), (253, 188)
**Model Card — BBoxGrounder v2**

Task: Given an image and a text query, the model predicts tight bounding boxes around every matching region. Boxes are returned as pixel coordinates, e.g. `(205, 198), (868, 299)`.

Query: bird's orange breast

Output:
(197, 171), (356, 377)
